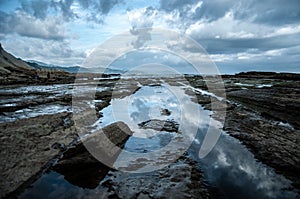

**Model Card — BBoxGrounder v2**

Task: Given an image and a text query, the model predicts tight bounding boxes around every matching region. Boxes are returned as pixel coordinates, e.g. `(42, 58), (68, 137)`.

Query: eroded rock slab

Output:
(227, 87), (300, 129)
(0, 112), (77, 198)
(52, 121), (133, 189)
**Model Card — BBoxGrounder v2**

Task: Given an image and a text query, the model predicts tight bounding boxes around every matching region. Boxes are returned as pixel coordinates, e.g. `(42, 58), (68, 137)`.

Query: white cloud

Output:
(267, 25), (300, 37)
(190, 1), (203, 15)
(127, 7), (156, 29)
(185, 11), (270, 40)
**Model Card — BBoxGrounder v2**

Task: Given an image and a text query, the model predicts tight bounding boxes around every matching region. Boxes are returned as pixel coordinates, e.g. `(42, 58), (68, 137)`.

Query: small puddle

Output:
(19, 171), (111, 199)
(0, 104), (72, 123)
(0, 83), (109, 123)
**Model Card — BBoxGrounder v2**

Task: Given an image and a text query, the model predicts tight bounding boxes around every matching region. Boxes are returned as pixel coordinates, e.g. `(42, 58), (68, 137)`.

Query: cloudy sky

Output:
(0, 0), (299, 74)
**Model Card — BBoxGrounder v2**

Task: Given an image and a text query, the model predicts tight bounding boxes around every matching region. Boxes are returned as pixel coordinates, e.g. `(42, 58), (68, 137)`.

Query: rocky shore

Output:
(0, 72), (299, 198)
(186, 72), (300, 190)
(225, 82), (300, 189)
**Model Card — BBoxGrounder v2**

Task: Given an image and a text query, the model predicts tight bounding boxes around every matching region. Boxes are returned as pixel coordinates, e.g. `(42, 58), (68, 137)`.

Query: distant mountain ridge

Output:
(26, 60), (87, 73)
(26, 60), (125, 74)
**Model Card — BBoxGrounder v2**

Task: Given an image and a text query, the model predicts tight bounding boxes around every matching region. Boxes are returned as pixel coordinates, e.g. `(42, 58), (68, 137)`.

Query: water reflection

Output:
(189, 127), (298, 199)
(19, 171), (110, 199)
(18, 82), (299, 198)
(98, 83), (298, 198)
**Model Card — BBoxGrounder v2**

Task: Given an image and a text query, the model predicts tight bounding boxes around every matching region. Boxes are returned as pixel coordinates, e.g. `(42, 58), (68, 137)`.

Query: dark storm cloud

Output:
(96, 0), (121, 15)
(0, 0), (122, 40)
(17, 0), (123, 21)
(0, 10), (66, 40)
(77, 0), (89, 9)
(200, 33), (300, 54)
(20, 0), (50, 19)
(160, 0), (235, 22)
(160, 0), (300, 25)
(0, 11), (10, 34)
(53, 0), (76, 21)
(158, 0), (300, 73)
(193, 0), (234, 21)
(160, 0), (198, 12)
(234, 0), (300, 26)
(86, 0), (123, 23)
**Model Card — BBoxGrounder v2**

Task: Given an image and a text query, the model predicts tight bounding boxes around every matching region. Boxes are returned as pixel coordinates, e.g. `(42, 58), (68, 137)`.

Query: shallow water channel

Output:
(19, 82), (298, 199)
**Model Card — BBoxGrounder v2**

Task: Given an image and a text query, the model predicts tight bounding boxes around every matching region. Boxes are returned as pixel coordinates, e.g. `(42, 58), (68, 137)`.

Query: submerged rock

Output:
(161, 108), (171, 116)
(138, 119), (179, 132)
(102, 155), (210, 199)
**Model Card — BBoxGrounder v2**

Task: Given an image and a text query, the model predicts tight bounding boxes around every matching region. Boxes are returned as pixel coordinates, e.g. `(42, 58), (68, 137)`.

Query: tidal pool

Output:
(19, 82), (299, 199)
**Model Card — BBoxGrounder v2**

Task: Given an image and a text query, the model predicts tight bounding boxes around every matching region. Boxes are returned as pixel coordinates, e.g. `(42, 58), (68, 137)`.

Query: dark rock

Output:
(161, 108), (171, 116)
(52, 121), (133, 188)
(138, 119), (179, 132)
(227, 87), (300, 129)
(51, 142), (66, 151)
(223, 71), (300, 81)
(0, 112), (78, 198)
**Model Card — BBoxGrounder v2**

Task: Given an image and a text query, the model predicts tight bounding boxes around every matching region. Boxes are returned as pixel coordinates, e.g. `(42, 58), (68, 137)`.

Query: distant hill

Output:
(26, 60), (125, 74)
(0, 44), (37, 84)
(0, 44), (77, 85)
(0, 44), (34, 76)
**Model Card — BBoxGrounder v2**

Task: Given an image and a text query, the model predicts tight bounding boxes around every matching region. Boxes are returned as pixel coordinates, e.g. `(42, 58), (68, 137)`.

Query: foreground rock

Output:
(52, 121), (133, 188)
(0, 119), (134, 198)
(0, 112), (77, 198)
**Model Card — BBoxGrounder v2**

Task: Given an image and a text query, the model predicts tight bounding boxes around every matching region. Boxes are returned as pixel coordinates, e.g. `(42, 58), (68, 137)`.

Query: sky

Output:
(0, 0), (299, 74)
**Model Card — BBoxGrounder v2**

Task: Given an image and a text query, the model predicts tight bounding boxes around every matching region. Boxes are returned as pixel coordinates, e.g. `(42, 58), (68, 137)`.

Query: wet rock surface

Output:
(186, 73), (300, 190)
(1, 72), (300, 198)
(227, 87), (300, 129)
(161, 108), (171, 116)
(223, 76), (300, 189)
(52, 122), (132, 189)
(0, 112), (77, 198)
